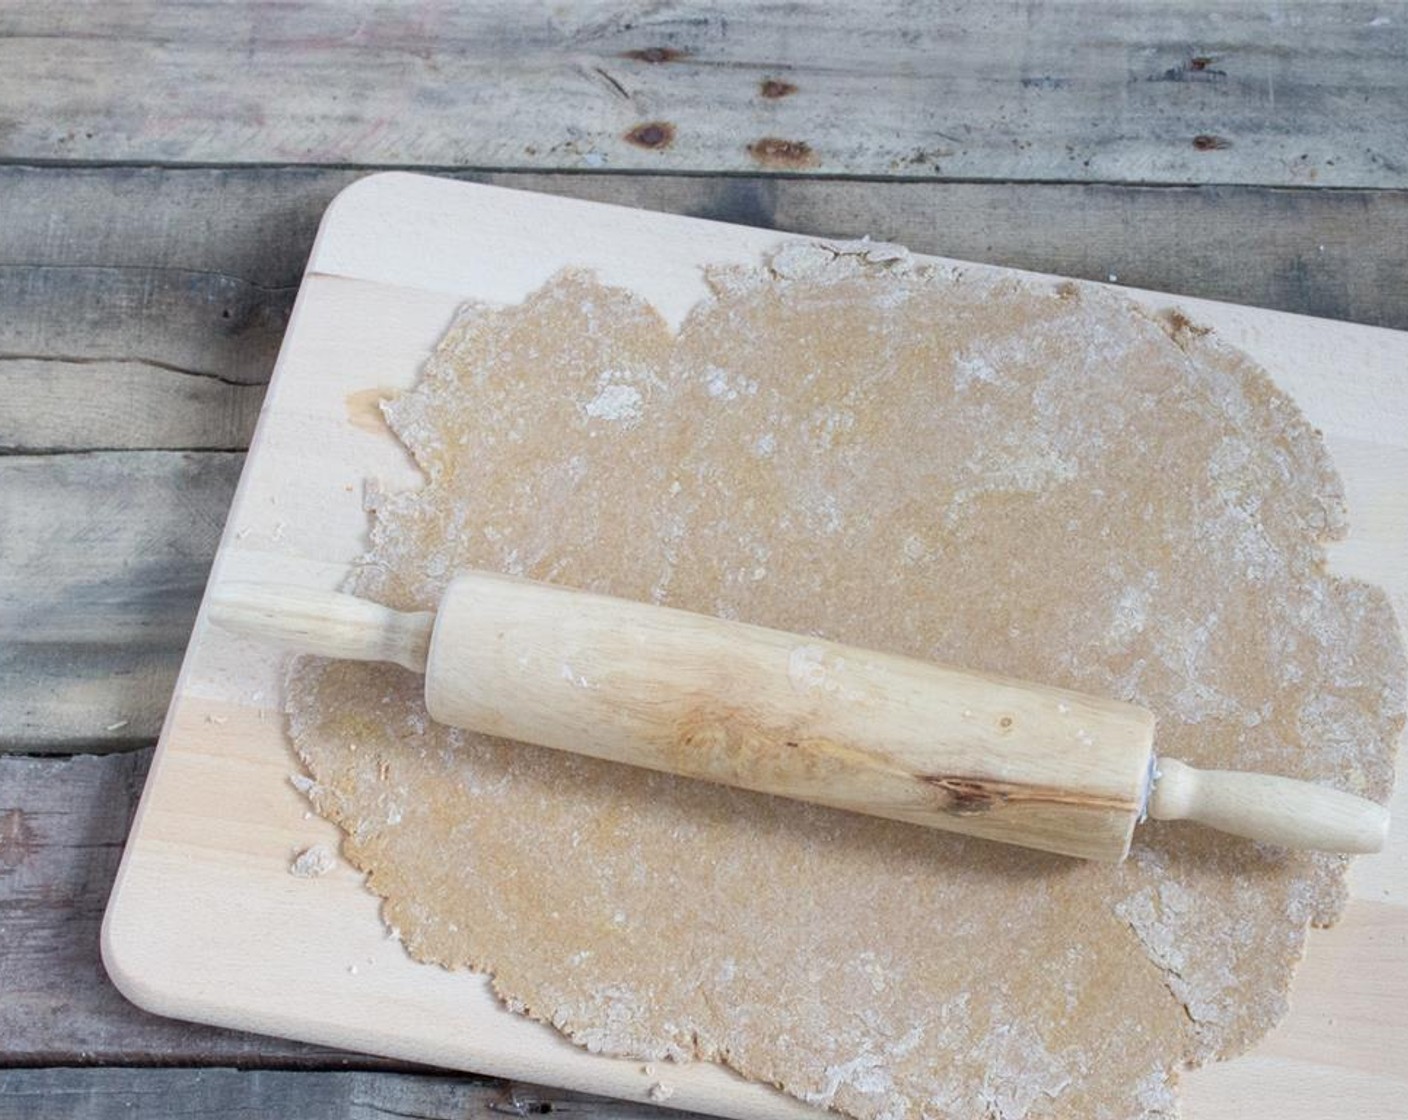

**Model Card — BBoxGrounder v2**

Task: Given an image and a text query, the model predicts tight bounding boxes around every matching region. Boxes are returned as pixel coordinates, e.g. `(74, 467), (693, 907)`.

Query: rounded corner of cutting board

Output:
(309, 170), (412, 251)
(320, 169), (421, 218)
(100, 864), (184, 1022)
(313, 171), (506, 247)
(307, 171), (462, 273)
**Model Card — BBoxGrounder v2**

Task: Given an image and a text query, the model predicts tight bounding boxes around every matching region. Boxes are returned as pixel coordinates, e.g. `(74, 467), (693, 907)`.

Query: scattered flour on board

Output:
(289, 844), (335, 878)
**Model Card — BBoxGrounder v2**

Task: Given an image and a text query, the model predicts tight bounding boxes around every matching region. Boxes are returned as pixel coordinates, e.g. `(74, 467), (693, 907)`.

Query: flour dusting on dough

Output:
(583, 379), (644, 425)
(286, 245), (1403, 1120)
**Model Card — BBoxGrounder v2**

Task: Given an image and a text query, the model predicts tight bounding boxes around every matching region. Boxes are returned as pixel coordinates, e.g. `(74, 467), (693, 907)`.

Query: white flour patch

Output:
(289, 844), (336, 878)
(583, 382), (644, 425)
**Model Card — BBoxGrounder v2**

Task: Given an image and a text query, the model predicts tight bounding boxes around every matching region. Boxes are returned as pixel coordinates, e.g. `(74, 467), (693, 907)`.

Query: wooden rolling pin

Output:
(209, 572), (1390, 862)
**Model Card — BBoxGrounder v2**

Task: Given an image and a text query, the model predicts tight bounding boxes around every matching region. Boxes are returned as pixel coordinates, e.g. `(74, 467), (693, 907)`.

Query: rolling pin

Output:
(208, 572), (1390, 862)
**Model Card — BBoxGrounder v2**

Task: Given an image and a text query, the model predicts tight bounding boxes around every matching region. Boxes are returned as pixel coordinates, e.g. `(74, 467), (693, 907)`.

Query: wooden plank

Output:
(0, 358), (262, 451)
(0, 3), (1404, 186)
(0, 165), (310, 452)
(0, 750), (409, 1067)
(0, 263), (293, 383)
(5, 168), (1408, 335)
(0, 452), (241, 750)
(0, 165), (332, 286)
(0, 1068), (684, 1120)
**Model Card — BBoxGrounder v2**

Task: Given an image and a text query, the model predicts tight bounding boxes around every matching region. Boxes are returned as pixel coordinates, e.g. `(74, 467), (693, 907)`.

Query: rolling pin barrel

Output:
(424, 572), (1156, 861)
(208, 574), (1390, 861)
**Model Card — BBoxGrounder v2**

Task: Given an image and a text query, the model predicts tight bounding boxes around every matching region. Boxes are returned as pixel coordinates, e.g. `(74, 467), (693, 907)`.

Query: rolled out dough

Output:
(287, 244), (1404, 1120)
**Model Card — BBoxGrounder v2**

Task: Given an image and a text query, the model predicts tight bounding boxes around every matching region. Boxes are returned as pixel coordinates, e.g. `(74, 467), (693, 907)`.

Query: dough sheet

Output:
(287, 244), (1403, 1120)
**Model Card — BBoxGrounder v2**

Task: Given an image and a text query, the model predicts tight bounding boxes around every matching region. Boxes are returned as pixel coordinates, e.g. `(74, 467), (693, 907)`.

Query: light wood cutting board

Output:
(104, 173), (1408, 1118)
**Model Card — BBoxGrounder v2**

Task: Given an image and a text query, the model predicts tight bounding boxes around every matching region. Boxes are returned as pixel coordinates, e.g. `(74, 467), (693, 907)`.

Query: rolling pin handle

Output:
(207, 583), (435, 674)
(1147, 757), (1389, 854)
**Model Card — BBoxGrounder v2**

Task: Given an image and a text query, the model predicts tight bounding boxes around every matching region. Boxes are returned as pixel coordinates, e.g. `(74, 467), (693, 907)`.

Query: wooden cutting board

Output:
(104, 173), (1408, 1118)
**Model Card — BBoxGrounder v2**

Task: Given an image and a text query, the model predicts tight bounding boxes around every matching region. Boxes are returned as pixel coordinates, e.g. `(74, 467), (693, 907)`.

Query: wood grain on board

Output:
(7, 168), (1407, 345)
(0, 3), (1404, 186)
(0, 358), (263, 452)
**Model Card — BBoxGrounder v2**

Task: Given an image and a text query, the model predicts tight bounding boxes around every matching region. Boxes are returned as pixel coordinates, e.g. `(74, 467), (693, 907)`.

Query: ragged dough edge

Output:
(1150, 310), (1404, 933)
(1113, 300), (1404, 1043)
(282, 241), (1406, 1120)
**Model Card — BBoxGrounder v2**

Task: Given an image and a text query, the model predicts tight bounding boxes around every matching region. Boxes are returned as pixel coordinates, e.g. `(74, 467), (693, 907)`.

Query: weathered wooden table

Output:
(2, 4), (1406, 1118)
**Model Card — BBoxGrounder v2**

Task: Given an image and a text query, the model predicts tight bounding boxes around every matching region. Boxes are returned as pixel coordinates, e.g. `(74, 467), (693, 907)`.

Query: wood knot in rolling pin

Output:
(922, 776), (1008, 815)
(921, 775), (1139, 817)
